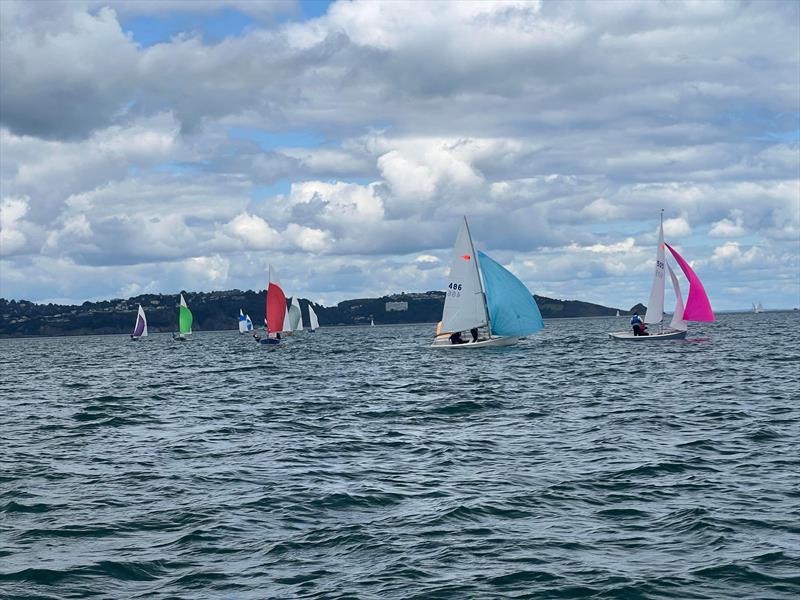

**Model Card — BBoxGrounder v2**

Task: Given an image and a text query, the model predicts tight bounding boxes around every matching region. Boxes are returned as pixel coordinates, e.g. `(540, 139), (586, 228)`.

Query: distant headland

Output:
(0, 291), (637, 338)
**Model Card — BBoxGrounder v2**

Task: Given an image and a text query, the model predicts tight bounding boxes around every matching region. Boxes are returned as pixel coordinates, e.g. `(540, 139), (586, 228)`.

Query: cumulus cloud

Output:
(0, 0), (798, 309)
(709, 209), (746, 238)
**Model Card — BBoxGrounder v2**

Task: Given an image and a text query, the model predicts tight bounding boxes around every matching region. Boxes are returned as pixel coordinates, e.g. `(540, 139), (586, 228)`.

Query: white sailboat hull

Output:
(431, 335), (518, 349)
(608, 330), (687, 341)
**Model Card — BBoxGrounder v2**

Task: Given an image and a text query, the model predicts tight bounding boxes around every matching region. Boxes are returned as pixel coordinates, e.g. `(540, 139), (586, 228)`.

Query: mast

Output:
(464, 216), (491, 334)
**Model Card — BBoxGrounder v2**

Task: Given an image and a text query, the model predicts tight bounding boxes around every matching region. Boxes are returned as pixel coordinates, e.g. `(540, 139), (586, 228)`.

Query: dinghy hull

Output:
(608, 330), (687, 341)
(431, 335), (518, 349)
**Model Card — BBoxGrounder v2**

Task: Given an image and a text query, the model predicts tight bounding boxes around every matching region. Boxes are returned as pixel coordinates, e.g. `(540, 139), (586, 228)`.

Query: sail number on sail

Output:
(448, 282), (463, 297)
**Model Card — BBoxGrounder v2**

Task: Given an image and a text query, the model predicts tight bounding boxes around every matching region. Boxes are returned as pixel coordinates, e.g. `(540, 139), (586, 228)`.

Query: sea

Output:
(1, 312), (799, 599)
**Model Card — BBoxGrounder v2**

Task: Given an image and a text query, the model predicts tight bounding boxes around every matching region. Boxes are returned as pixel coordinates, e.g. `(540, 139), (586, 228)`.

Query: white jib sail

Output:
(440, 217), (488, 334)
(290, 297), (303, 331)
(138, 304), (148, 337)
(644, 219), (666, 324)
(667, 263), (688, 331)
(308, 304), (319, 331)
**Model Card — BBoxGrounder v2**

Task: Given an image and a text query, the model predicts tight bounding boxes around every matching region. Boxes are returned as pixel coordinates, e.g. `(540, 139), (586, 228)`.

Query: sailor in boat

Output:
(470, 327), (479, 342)
(253, 331), (261, 342)
(630, 313), (649, 336)
(449, 331), (468, 345)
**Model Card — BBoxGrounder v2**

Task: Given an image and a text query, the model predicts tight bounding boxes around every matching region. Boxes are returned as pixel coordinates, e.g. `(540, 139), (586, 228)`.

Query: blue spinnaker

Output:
(478, 251), (544, 337)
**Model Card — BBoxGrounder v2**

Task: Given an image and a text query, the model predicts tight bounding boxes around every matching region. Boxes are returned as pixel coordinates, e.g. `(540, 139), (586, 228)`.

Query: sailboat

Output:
(609, 211), (714, 341)
(173, 293), (193, 340)
(753, 301), (763, 313)
(616, 310), (620, 317)
(370, 318), (375, 327)
(308, 304), (320, 332)
(261, 265), (286, 345)
(245, 314), (254, 332)
(238, 309), (248, 334)
(130, 304), (148, 340)
(432, 216), (544, 349)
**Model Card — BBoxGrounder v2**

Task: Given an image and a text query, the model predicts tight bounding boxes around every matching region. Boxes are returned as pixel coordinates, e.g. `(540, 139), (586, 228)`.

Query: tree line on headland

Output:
(0, 291), (643, 338)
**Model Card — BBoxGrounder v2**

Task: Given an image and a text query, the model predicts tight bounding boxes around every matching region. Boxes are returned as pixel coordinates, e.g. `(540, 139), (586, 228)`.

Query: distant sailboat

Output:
(610, 211), (714, 341)
(238, 309), (248, 334)
(308, 304), (320, 332)
(131, 304), (148, 340)
(370, 317), (375, 327)
(173, 294), (193, 341)
(432, 216), (544, 348)
(262, 265), (286, 345)
(288, 297), (303, 332)
(245, 314), (253, 332)
(753, 301), (763, 313)
(616, 310), (620, 317)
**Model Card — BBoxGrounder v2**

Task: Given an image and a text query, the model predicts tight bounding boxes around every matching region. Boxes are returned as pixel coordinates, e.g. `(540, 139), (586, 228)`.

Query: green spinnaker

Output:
(179, 305), (193, 334)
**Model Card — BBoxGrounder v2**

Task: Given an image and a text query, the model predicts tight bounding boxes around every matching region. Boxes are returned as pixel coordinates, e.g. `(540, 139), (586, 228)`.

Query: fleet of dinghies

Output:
(130, 213), (716, 347)
(609, 211), (714, 341)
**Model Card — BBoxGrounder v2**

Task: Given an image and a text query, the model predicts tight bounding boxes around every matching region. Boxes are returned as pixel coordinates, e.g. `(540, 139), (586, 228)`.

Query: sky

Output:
(0, 0), (798, 310)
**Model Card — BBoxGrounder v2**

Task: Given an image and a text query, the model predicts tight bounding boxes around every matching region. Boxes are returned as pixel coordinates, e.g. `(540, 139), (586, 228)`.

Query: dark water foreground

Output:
(2, 313), (799, 599)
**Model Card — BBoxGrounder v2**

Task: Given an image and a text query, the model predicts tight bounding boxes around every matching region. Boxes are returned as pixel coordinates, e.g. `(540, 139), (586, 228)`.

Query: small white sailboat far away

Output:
(260, 265), (286, 345)
(238, 309), (248, 334)
(609, 211), (714, 341)
(173, 294), (193, 341)
(131, 304), (148, 340)
(616, 310), (620, 317)
(753, 301), (763, 313)
(432, 216), (544, 349)
(308, 304), (320, 332)
(370, 317), (375, 327)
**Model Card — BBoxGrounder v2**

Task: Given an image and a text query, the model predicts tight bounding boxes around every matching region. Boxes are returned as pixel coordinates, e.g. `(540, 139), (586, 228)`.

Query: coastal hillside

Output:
(0, 291), (635, 338)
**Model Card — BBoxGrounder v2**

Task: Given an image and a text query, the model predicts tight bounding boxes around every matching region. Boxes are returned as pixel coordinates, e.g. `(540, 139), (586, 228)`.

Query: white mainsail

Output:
(238, 309), (247, 333)
(308, 304), (320, 331)
(667, 264), (688, 331)
(644, 217), (666, 324)
(440, 217), (489, 334)
(282, 304), (291, 333)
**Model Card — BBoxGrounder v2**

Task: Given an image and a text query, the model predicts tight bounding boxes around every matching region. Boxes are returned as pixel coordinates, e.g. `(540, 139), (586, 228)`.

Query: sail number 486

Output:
(448, 282), (463, 297)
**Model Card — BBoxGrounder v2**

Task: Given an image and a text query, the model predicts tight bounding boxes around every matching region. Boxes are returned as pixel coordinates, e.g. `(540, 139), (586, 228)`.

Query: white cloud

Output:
(709, 209), (745, 238)
(0, 196), (30, 255)
(223, 213), (281, 250)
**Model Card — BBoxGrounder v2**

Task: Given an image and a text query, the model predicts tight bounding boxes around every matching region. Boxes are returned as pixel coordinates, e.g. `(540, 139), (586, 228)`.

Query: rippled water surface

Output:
(2, 313), (799, 599)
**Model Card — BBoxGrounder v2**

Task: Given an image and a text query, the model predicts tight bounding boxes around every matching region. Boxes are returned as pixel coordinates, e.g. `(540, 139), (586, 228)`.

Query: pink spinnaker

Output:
(665, 243), (714, 322)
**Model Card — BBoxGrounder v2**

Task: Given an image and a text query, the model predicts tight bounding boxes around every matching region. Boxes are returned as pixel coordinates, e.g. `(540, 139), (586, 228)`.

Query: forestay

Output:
(440, 217), (488, 334)
(478, 251), (544, 337)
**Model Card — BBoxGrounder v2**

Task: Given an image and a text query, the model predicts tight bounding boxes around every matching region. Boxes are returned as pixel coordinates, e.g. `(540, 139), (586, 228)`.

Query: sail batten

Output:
(665, 244), (714, 322)
(478, 251), (544, 337)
